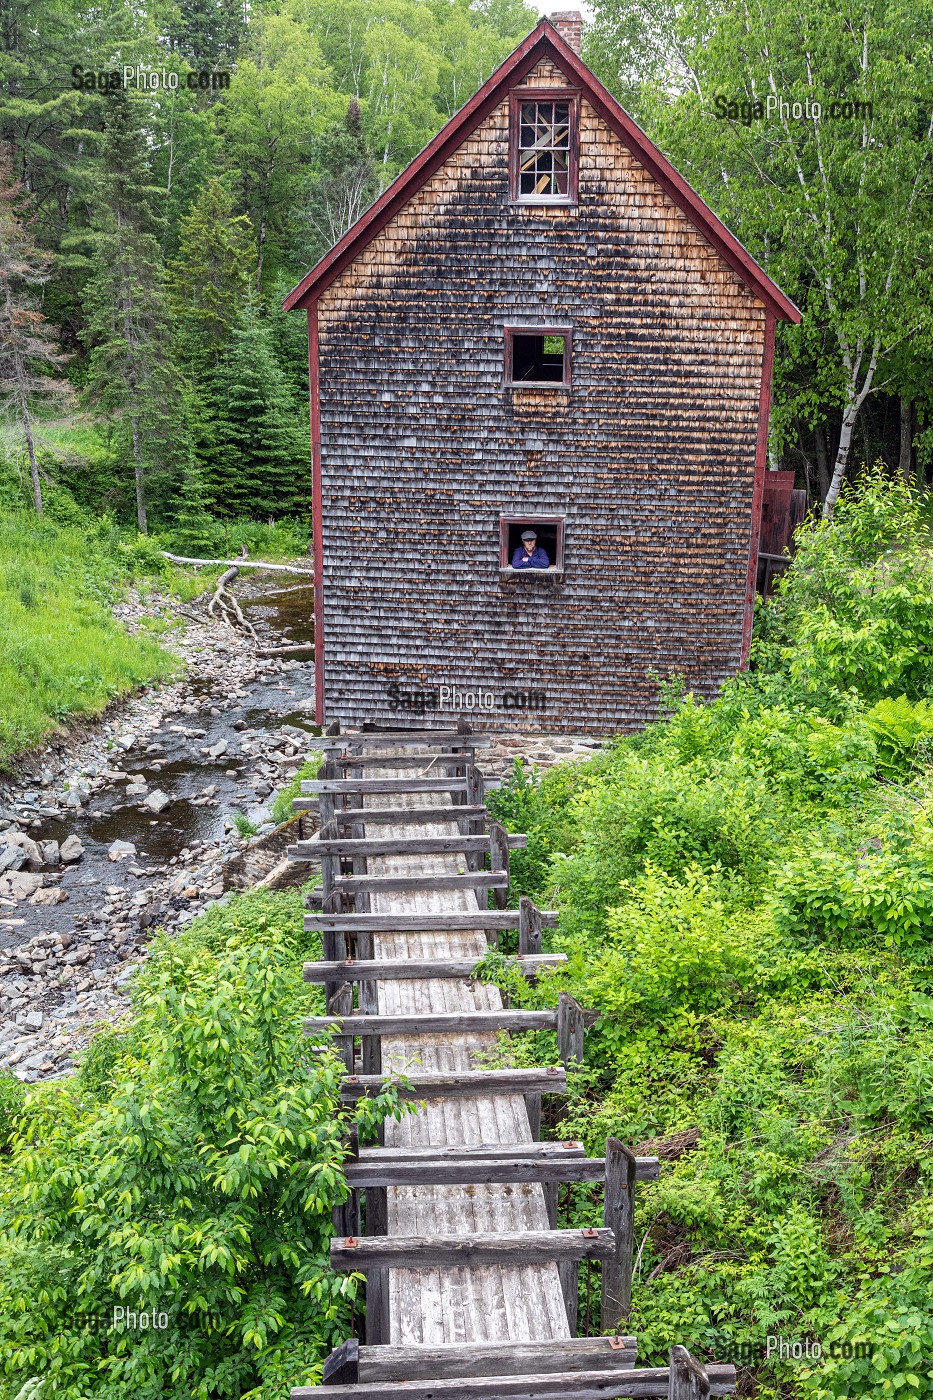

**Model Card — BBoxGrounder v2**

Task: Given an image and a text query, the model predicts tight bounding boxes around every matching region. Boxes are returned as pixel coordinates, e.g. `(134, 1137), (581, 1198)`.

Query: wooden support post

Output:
(364, 1270), (389, 1346)
(333, 1126), (362, 1237)
(558, 1259), (579, 1335)
(318, 759), (339, 908)
(669, 1346), (711, 1399)
(543, 1181), (558, 1228)
(519, 896), (543, 955)
(488, 820), (510, 911)
(323, 1339), (360, 1385)
(602, 1138), (637, 1332)
(465, 764), (486, 874)
(558, 991), (585, 1065)
(525, 1092), (541, 1141)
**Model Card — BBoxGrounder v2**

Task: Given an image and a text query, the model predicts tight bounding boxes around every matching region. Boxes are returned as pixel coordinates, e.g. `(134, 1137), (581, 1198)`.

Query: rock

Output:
(108, 840), (136, 861)
(115, 733), (136, 751)
(24, 1010), (43, 1030)
(125, 782), (148, 795)
(31, 886), (68, 906)
(0, 845), (26, 875)
(2, 831), (43, 871)
(143, 789), (171, 814)
(59, 835), (85, 863)
(207, 739), (228, 758)
(0, 872), (43, 900)
(39, 840), (60, 867)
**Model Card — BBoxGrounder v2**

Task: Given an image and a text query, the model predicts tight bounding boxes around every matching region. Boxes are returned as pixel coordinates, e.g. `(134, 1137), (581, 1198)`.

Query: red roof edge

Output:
(283, 19), (800, 324)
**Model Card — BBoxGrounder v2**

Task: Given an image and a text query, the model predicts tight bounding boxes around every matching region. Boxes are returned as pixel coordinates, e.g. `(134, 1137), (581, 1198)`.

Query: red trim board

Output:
(741, 311), (777, 665)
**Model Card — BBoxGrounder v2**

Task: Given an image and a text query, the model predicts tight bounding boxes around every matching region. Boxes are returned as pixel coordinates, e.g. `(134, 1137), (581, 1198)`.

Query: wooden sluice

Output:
(288, 727), (736, 1400)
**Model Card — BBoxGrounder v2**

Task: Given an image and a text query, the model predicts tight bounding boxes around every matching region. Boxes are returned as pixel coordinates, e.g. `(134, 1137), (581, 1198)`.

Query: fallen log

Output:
(256, 643), (315, 658)
(160, 551), (313, 575)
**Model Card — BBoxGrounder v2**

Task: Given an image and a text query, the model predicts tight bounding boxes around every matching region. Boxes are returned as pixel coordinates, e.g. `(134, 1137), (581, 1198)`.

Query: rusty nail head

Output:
(347, 1076), (360, 1083)
(609, 1337), (626, 1351)
(562, 1140), (580, 1149)
(582, 1227), (599, 1238)
(345, 1236), (358, 1247)
(547, 1066), (558, 1075)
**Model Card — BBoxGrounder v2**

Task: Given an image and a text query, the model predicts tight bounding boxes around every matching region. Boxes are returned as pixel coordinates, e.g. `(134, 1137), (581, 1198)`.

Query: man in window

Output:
(512, 530), (550, 569)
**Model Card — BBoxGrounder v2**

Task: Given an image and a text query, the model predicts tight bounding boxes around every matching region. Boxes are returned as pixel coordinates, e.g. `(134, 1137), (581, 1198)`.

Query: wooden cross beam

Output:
(305, 911), (557, 933)
(301, 804), (489, 824)
(302, 731), (494, 748)
(338, 1066), (567, 1100)
(333, 1337), (642, 1382)
(302, 954), (567, 982)
(330, 1226), (616, 1271)
(331, 872), (509, 894)
(302, 778), (471, 794)
(320, 753), (475, 768)
(355, 1140), (587, 1162)
(342, 1154), (660, 1187)
(288, 834), (527, 860)
(299, 1359), (737, 1399)
(305, 1009), (559, 1038)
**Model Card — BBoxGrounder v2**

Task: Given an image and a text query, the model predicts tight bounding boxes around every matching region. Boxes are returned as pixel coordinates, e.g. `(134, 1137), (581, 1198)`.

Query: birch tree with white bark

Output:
(588, 0), (933, 515)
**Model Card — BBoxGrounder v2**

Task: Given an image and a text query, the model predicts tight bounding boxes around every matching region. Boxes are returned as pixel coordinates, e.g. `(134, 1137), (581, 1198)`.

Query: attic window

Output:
(504, 327), (572, 386)
(510, 91), (579, 203)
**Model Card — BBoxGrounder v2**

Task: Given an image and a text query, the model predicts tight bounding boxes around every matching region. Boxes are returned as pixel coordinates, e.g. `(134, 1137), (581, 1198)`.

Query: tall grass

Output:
(0, 513), (177, 764)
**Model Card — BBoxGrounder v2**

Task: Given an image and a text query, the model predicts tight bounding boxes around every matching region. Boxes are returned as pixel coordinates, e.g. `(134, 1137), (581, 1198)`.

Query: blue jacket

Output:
(512, 545), (551, 569)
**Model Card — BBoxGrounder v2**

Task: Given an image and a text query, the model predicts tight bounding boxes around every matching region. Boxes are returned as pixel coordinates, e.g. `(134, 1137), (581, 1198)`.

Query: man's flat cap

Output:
(520, 530), (537, 540)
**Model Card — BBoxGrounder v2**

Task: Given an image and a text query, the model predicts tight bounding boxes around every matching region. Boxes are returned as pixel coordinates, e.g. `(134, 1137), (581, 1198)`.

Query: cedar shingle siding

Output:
(299, 47), (789, 734)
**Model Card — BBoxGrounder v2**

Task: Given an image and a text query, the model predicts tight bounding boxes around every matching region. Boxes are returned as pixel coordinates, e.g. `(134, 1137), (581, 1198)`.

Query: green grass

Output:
(0, 512), (178, 764)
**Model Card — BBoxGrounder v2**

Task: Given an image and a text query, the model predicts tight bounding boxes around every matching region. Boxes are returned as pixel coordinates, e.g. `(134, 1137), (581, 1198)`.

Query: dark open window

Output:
(510, 90), (579, 203)
(504, 327), (572, 386)
(499, 515), (565, 573)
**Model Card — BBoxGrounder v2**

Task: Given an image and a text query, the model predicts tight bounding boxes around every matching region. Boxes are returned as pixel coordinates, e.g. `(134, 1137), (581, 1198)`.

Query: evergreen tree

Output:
(205, 301), (308, 519)
(167, 177), (253, 376)
(80, 90), (188, 532)
(0, 147), (71, 513)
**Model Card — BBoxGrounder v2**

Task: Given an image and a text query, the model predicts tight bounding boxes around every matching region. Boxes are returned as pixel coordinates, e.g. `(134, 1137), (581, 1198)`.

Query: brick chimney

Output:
(548, 10), (583, 54)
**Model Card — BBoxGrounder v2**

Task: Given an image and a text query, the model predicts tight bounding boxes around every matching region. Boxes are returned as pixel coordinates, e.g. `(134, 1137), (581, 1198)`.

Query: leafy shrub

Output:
(0, 892), (401, 1399)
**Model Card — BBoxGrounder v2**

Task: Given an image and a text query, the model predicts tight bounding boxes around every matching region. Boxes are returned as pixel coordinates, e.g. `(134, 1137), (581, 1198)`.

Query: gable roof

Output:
(283, 20), (800, 323)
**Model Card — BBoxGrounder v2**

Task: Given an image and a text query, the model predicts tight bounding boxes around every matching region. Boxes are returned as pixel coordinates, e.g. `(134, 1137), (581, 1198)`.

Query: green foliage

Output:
(0, 891), (402, 1399)
(0, 511), (177, 763)
(752, 472), (933, 709)
(272, 755), (323, 825)
(0, 1075), (25, 1155)
(202, 303), (309, 520)
(489, 477), (933, 1394)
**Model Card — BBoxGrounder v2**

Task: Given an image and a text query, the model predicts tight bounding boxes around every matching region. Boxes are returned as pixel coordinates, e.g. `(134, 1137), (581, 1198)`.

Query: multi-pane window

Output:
(518, 100), (571, 197)
(510, 91), (579, 202)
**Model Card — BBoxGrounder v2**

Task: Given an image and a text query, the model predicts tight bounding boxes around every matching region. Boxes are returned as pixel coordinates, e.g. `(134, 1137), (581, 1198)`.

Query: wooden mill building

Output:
(285, 13), (799, 734)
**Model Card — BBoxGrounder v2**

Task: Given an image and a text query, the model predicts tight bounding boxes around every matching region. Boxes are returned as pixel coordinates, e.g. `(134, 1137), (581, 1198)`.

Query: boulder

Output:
(31, 886), (68, 906)
(59, 835), (85, 863)
(0, 845), (26, 874)
(143, 789), (171, 814)
(108, 840), (136, 861)
(0, 871), (43, 900)
(39, 840), (60, 868)
(2, 831), (43, 871)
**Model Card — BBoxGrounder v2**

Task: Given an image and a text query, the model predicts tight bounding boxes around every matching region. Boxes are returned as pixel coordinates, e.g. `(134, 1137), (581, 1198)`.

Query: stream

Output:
(0, 575), (321, 1082)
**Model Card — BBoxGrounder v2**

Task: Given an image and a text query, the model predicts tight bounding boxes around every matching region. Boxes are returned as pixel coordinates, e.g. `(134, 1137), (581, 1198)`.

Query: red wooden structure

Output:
(285, 16), (799, 733)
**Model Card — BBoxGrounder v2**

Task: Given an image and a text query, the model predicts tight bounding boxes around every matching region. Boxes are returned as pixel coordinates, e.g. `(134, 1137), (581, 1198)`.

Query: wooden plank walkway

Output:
(291, 727), (736, 1400)
(366, 788), (569, 1348)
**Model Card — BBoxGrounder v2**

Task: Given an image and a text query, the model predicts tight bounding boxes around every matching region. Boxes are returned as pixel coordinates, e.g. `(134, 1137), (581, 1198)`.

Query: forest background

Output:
(1, 0), (931, 535)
